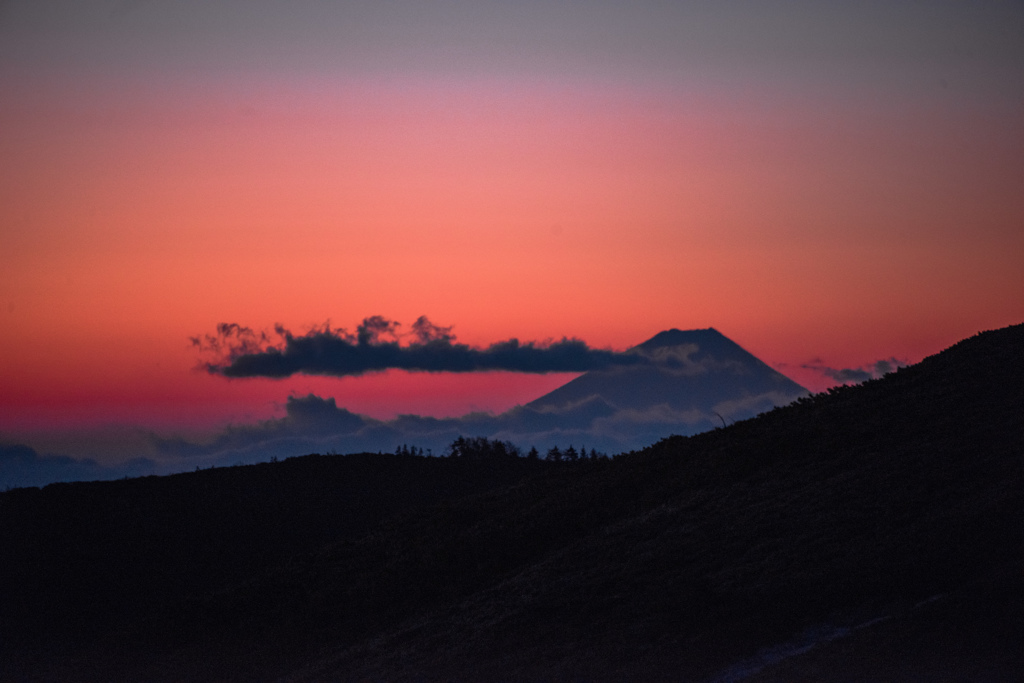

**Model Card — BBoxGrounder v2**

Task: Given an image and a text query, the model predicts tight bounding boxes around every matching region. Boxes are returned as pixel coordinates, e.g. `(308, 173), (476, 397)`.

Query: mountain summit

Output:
(527, 328), (807, 429)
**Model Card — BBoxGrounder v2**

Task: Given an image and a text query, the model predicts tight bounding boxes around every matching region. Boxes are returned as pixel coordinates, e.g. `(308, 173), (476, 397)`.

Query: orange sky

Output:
(3, 79), (1023, 435)
(2, 3), (1023, 462)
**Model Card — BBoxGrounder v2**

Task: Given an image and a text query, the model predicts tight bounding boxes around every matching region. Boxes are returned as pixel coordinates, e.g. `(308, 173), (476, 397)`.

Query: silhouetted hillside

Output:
(0, 453), (551, 669)
(2, 323), (1022, 681)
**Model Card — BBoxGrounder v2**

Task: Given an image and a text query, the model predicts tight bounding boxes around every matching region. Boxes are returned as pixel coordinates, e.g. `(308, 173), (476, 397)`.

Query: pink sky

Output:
(1, 2), (1022, 464)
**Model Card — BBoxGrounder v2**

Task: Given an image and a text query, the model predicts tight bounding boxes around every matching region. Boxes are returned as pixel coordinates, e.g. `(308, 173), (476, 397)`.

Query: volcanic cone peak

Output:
(527, 328), (808, 420)
(626, 327), (759, 372)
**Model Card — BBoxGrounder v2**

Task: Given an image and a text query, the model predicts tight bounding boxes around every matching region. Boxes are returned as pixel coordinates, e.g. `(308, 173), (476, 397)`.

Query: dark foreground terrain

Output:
(2, 324), (1022, 681)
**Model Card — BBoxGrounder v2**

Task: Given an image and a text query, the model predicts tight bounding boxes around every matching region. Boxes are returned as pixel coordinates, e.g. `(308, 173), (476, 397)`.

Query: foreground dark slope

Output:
(276, 324), (1024, 682)
(0, 453), (552, 675)
(4, 324), (1023, 681)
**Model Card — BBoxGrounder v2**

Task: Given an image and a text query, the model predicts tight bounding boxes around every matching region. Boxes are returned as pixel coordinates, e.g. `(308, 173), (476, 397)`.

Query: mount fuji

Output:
(524, 327), (807, 427)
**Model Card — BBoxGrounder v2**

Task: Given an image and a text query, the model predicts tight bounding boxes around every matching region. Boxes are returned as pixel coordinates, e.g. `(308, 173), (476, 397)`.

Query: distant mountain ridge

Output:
(0, 329), (810, 489)
(528, 327), (807, 423)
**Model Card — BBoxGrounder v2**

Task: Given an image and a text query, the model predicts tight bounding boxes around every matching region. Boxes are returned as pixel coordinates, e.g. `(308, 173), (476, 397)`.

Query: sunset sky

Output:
(2, 1), (1022, 472)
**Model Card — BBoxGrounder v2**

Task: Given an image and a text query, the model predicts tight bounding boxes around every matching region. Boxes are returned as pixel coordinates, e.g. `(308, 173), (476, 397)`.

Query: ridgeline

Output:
(3, 324), (1022, 681)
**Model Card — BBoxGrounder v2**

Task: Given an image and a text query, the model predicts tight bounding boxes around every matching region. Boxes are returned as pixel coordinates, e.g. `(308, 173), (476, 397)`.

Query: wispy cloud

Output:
(193, 316), (647, 378)
(800, 357), (907, 385)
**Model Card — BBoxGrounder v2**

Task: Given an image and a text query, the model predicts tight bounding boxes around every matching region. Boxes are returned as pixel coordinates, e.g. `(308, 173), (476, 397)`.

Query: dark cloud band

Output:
(194, 316), (646, 378)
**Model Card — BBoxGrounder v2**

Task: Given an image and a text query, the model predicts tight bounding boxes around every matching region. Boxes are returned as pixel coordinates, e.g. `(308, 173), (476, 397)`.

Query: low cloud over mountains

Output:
(0, 443), (154, 490)
(147, 391), (716, 467)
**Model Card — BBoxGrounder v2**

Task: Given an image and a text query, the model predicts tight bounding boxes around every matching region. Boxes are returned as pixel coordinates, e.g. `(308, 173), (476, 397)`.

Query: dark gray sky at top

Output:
(1, 1), (1022, 96)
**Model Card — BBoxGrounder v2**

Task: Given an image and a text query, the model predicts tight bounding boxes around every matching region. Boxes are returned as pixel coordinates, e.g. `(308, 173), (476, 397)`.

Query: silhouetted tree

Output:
(546, 446), (562, 462)
(565, 445), (578, 461)
(448, 436), (468, 458)
(447, 436), (520, 460)
(527, 446), (539, 460)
